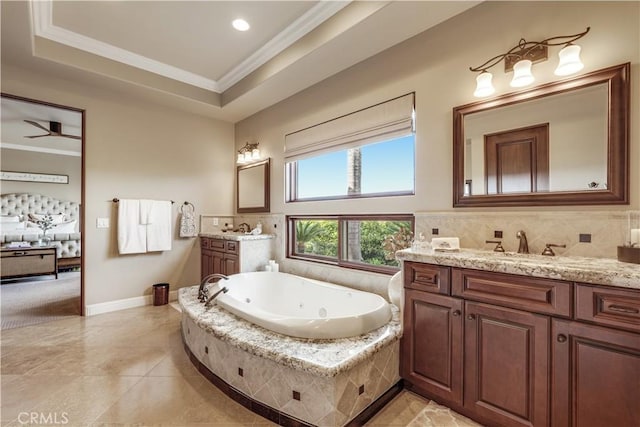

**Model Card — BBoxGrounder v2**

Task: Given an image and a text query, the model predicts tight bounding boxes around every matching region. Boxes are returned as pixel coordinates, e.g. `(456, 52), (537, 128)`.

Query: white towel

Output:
(388, 271), (404, 330)
(118, 199), (147, 254)
(146, 200), (172, 252)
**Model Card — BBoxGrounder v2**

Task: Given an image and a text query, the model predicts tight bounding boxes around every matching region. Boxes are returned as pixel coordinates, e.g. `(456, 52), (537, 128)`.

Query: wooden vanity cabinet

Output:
(201, 237), (239, 277)
(401, 261), (640, 427)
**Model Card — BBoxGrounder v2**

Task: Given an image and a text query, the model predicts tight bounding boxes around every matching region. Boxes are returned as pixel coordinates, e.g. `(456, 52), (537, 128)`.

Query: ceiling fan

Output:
(23, 120), (81, 140)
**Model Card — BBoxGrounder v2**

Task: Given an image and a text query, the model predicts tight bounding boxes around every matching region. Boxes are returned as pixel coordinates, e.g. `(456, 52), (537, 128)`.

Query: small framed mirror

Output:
(237, 158), (270, 213)
(453, 63), (629, 207)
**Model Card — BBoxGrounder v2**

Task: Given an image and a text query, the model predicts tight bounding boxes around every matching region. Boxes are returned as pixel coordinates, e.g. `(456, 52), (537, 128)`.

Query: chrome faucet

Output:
(516, 230), (529, 254)
(204, 286), (228, 307)
(198, 273), (229, 302)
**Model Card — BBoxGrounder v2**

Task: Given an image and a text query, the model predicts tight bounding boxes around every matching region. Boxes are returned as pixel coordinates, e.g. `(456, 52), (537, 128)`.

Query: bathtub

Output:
(210, 271), (392, 339)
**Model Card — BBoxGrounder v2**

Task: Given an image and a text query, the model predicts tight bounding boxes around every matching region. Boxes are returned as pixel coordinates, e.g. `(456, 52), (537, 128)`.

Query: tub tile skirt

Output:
(182, 315), (401, 426)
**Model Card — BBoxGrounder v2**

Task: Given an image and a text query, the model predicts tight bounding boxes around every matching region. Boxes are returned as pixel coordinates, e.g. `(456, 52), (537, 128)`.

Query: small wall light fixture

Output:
(237, 142), (261, 164)
(470, 27), (590, 97)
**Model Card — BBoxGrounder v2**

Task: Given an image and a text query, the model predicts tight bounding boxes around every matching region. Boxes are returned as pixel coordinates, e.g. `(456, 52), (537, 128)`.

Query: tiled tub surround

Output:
(396, 248), (640, 289)
(179, 286), (402, 426)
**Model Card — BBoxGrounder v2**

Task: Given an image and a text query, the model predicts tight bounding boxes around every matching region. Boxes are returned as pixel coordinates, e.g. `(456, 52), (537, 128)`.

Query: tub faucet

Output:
(205, 287), (228, 307)
(516, 230), (529, 254)
(198, 274), (229, 302)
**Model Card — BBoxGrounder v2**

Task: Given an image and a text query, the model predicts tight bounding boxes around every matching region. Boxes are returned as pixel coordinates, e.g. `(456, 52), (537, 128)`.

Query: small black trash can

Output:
(153, 283), (170, 306)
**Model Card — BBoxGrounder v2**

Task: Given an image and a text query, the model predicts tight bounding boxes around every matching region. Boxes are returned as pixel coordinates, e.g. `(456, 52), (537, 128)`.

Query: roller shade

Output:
(284, 93), (415, 162)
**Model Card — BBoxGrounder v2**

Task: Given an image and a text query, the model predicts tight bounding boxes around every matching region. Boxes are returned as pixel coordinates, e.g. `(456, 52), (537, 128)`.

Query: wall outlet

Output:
(213, 217), (219, 226)
(96, 217), (110, 228)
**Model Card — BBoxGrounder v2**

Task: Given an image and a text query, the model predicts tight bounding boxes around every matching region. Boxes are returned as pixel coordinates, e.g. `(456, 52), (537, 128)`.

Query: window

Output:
(289, 135), (415, 201)
(285, 93), (415, 202)
(288, 215), (414, 274)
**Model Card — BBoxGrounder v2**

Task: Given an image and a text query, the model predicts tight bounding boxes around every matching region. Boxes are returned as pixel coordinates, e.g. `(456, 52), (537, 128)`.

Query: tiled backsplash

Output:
(414, 210), (635, 259)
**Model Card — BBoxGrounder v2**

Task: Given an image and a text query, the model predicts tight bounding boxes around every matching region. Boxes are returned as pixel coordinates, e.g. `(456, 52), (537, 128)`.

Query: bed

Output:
(1, 193), (81, 270)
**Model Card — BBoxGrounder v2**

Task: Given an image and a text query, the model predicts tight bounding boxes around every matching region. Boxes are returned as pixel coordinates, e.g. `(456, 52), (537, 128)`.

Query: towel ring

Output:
(180, 202), (195, 213)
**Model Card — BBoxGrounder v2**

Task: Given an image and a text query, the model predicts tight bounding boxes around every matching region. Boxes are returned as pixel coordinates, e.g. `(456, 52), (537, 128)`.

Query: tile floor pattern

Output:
(1, 305), (481, 426)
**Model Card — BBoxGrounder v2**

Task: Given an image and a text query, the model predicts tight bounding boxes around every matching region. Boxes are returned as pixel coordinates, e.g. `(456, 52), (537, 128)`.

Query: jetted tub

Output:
(210, 271), (392, 339)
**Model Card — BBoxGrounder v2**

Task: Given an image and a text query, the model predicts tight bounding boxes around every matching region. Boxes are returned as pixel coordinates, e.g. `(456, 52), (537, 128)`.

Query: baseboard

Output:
(85, 289), (179, 316)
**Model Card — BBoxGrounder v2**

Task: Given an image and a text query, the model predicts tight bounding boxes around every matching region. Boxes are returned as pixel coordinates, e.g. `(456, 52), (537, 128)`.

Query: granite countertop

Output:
(179, 286), (402, 377)
(396, 248), (640, 290)
(199, 232), (274, 241)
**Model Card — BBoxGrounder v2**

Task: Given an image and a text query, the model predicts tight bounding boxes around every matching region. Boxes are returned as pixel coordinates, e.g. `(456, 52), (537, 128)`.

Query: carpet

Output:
(1, 272), (81, 330)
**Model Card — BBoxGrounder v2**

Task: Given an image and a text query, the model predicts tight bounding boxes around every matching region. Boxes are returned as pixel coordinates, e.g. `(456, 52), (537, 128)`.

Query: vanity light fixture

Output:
(237, 142), (261, 164)
(470, 27), (590, 97)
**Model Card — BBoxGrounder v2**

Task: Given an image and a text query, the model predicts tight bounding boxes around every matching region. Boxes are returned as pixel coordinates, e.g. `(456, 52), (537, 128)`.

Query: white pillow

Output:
(50, 220), (77, 234)
(0, 221), (26, 232)
(1, 215), (20, 223)
(28, 213), (66, 224)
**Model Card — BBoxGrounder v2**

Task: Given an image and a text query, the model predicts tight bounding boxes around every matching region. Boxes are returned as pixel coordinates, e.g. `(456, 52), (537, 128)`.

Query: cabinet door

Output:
(201, 250), (213, 279)
(224, 253), (239, 275)
(211, 250), (225, 275)
(402, 289), (463, 406)
(464, 301), (549, 427)
(552, 319), (640, 427)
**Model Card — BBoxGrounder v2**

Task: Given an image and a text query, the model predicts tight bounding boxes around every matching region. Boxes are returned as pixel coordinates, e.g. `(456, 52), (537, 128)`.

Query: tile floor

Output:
(1, 304), (480, 426)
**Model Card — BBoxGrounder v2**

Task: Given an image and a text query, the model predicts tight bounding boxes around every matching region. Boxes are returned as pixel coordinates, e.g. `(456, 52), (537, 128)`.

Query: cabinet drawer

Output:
(404, 262), (450, 294)
(575, 284), (640, 333)
(452, 269), (572, 317)
(2, 254), (56, 277)
(209, 239), (225, 251)
(225, 241), (238, 255)
(200, 238), (210, 249)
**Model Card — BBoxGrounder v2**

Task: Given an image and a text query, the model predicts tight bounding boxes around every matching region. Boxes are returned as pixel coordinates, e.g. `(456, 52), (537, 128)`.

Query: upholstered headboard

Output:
(1, 193), (80, 223)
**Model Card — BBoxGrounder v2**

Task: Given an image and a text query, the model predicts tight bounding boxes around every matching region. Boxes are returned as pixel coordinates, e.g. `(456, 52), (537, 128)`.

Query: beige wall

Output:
(235, 1), (639, 215)
(2, 64), (235, 307)
(0, 149), (82, 203)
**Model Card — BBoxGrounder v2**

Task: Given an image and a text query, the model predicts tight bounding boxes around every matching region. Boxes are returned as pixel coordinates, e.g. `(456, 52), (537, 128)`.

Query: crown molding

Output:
(30, 0), (219, 92)
(217, 1), (350, 91)
(29, 0), (349, 95)
(1, 142), (82, 157)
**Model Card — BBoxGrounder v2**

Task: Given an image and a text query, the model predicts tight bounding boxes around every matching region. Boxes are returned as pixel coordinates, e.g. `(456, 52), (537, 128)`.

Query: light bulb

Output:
(555, 44), (584, 76)
(473, 72), (495, 97)
(510, 59), (534, 87)
(237, 153), (244, 163)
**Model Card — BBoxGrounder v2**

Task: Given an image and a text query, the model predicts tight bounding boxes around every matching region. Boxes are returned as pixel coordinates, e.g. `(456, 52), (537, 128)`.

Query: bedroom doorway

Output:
(0, 93), (84, 329)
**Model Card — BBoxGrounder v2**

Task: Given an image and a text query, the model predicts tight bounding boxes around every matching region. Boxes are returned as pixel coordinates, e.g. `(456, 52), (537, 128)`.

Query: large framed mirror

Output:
(237, 158), (270, 213)
(453, 63), (629, 207)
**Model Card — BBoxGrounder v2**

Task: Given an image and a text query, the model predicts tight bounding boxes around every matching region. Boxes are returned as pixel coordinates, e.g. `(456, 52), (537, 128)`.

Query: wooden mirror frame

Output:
(237, 158), (270, 213)
(453, 62), (630, 207)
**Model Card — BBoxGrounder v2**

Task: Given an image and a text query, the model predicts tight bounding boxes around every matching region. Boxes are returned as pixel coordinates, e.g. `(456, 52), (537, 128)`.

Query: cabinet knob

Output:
(557, 334), (567, 343)
(452, 310), (461, 317)
(467, 314), (476, 320)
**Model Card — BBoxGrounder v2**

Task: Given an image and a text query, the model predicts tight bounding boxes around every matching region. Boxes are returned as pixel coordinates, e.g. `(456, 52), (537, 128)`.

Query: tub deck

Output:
(179, 285), (402, 377)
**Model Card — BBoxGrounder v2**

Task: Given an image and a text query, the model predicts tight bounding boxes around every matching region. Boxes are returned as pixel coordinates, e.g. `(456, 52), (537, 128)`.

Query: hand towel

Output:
(118, 199), (147, 254)
(179, 204), (197, 238)
(388, 271), (404, 330)
(146, 200), (172, 252)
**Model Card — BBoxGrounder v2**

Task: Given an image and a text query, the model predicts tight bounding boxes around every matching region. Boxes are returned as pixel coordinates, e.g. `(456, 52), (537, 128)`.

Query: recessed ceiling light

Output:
(232, 19), (250, 32)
